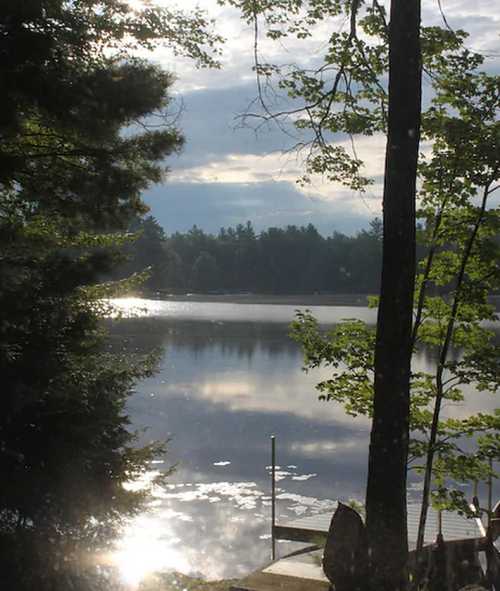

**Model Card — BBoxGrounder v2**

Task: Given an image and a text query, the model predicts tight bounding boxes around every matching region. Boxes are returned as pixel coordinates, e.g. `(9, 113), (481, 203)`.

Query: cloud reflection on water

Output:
(108, 301), (499, 585)
(115, 469), (343, 584)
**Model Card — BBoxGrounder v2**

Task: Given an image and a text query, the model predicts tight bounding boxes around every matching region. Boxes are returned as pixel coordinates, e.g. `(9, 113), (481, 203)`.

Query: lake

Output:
(106, 298), (498, 586)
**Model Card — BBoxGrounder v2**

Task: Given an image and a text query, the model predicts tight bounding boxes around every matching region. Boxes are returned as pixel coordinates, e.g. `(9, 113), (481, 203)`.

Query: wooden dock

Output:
(230, 437), (492, 591)
(273, 502), (486, 549)
(230, 505), (486, 591)
(231, 547), (329, 591)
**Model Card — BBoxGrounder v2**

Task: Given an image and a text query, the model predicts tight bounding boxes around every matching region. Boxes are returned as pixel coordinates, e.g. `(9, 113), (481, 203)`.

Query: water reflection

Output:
(108, 297), (378, 325)
(108, 318), (311, 359)
(113, 511), (191, 587)
(114, 468), (342, 583)
(107, 300), (499, 585)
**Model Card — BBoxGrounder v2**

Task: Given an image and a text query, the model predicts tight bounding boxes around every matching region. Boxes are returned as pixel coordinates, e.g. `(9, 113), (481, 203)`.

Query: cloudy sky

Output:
(138, 0), (499, 236)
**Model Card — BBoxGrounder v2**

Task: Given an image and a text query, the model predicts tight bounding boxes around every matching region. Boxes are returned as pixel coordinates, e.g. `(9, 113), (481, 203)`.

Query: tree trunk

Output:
(365, 1), (422, 590)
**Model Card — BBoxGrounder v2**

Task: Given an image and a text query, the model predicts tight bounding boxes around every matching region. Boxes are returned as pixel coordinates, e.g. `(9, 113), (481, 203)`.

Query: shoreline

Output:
(139, 572), (234, 590)
(141, 292), (372, 307)
(135, 291), (500, 311)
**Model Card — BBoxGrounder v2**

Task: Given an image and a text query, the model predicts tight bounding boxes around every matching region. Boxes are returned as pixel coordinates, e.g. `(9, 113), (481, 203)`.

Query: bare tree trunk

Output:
(365, 1), (422, 589)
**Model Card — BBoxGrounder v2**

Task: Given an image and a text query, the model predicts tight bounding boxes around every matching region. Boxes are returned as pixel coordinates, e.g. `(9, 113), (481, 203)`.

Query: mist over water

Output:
(107, 299), (499, 582)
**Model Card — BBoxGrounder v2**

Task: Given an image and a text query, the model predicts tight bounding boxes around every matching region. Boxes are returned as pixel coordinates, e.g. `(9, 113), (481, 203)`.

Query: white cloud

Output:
(146, 175), (378, 234)
(137, 0), (499, 233)
(173, 134), (387, 187)
(170, 152), (303, 184)
(169, 134), (386, 221)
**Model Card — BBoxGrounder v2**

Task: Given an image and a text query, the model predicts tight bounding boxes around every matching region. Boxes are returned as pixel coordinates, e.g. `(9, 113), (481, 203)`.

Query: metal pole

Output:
(271, 435), (276, 561)
(488, 457), (493, 529)
(472, 480), (479, 512)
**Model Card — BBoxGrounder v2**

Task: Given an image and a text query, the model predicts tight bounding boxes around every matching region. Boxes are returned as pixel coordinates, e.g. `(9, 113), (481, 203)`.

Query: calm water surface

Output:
(107, 298), (498, 586)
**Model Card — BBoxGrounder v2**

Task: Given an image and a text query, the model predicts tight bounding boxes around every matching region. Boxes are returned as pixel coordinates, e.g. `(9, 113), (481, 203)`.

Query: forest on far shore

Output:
(111, 216), (387, 294)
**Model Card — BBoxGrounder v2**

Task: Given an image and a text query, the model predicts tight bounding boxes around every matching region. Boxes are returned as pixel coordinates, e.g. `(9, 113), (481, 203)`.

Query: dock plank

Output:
(263, 559), (327, 581)
(230, 571), (330, 591)
(273, 503), (484, 547)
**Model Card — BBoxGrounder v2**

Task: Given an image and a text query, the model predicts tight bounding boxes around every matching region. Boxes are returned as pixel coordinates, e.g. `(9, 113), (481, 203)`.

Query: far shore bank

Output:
(140, 292), (372, 307)
(134, 291), (500, 311)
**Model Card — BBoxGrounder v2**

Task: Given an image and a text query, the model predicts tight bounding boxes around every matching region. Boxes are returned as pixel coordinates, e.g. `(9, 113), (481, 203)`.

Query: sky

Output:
(137, 0), (500, 237)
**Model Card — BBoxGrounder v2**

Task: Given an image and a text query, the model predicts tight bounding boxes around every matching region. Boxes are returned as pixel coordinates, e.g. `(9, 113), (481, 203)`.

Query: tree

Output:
(0, 0), (222, 224)
(366, 3), (421, 587)
(0, 220), (164, 590)
(163, 248), (187, 291)
(290, 24), (499, 589)
(112, 215), (171, 290)
(191, 251), (220, 291)
(410, 37), (500, 555)
(348, 220), (383, 293)
(0, 1), (221, 588)
(222, 0), (422, 586)
(139, 221), (382, 294)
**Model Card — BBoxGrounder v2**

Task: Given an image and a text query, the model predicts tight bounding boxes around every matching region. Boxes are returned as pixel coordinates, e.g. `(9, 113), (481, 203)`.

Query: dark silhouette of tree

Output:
(112, 216), (171, 290)
(366, 2), (421, 588)
(216, 0), (422, 587)
(191, 251), (220, 291)
(0, 1), (220, 589)
(119, 218), (384, 295)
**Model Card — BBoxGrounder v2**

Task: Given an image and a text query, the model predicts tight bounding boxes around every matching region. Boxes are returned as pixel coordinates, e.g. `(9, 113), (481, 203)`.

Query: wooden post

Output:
(271, 435), (276, 561)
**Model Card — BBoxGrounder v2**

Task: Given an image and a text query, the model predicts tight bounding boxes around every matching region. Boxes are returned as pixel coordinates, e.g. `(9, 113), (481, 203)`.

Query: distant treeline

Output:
(111, 216), (386, 294)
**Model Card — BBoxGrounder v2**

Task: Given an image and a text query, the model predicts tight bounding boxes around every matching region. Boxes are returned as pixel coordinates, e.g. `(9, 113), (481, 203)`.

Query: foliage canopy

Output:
(0, 1), (221, 588)
(288, 14), (500, 554)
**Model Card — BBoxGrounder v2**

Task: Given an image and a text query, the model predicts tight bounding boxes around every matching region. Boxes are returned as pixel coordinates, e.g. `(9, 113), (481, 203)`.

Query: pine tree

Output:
(0, 1), (221, 588)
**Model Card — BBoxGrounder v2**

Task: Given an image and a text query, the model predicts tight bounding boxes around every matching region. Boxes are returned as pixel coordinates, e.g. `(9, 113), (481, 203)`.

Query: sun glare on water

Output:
(112, 515), (191, 588)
